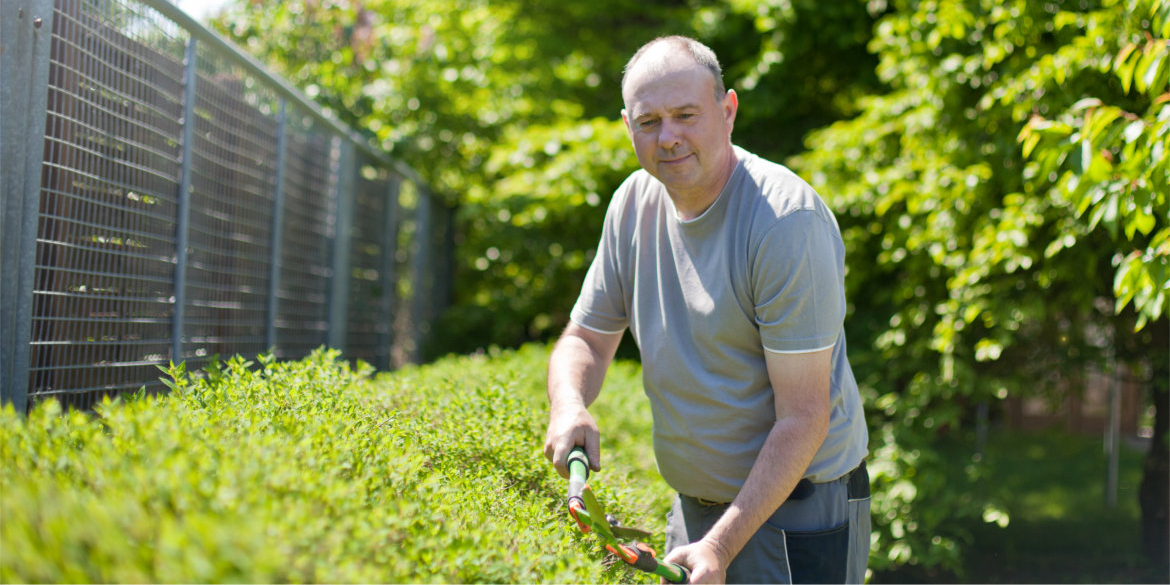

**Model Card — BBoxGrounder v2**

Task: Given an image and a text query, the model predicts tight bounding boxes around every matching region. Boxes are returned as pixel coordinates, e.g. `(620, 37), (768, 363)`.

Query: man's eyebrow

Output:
(633, 104), (701, 121)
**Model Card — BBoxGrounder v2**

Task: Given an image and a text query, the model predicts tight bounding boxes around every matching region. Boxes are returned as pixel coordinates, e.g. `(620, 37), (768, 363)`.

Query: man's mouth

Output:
(660, 154), (693, 165)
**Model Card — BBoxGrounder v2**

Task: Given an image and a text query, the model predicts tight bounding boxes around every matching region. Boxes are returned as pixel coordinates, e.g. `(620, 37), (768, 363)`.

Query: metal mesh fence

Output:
(2, 0), (445, 412)
(29, 0), (187, 408)
(183, 44), (281, 367)
(345, 158), (400, 369)
(272, 112), (336, 359)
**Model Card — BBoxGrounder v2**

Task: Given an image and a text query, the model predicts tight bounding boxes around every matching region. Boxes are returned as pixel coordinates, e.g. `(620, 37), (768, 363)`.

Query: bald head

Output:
(621, 36), (726, 106)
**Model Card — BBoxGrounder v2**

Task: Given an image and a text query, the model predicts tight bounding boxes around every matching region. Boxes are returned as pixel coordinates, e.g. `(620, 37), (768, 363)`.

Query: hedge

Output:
(0, 346), (670, 583)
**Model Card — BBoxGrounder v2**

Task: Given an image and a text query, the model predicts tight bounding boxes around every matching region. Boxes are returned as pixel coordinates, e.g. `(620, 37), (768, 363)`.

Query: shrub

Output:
(0, 346), (669, 583)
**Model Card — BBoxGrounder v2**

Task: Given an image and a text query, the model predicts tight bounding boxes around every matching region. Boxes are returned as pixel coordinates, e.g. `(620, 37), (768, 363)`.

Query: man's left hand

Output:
(661, 538), (730, 584)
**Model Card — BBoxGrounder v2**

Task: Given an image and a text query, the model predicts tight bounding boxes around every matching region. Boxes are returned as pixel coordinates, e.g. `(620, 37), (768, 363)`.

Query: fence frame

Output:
(1, 0), (446, 412)
(1, 0), (57, 415)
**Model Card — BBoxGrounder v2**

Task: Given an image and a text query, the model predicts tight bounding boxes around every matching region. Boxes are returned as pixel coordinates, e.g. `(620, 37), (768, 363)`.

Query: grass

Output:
(874, 427), (1164, 584)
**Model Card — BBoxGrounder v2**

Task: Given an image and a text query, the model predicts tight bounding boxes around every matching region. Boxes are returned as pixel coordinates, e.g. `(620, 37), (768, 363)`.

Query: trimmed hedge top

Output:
(1, 346), (669, 584)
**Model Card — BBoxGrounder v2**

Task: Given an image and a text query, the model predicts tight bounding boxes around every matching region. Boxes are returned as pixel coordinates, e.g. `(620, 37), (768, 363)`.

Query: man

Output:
(543, 35), (869, 584)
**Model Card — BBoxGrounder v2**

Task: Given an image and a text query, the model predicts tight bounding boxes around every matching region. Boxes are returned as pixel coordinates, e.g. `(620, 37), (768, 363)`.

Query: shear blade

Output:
(610, 524), (653, 540)
(581, 486), (654, 540)
(581, 486), (616, 540)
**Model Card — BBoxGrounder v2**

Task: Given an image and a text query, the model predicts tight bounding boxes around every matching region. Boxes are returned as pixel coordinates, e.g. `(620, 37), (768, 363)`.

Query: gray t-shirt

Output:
(570, 146), (868, 502)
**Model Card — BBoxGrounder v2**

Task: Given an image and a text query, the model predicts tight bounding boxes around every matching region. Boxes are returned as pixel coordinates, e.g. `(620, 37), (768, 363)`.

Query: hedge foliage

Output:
(0, 346), (671, 583)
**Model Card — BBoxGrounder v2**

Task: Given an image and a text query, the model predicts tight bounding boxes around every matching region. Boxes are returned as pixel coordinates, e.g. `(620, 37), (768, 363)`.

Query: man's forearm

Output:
(700, 414), (829, 565)
(544, 324), (623, 476)
(547, 333), (607, 409)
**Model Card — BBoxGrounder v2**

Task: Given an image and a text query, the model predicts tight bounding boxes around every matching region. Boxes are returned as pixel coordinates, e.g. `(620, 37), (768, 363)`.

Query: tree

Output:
(792, 0), (1169, 574)
(212, 0), (883, 356)
(1019, 0), (1169, 568)
(210, 0), (1170, 575)
(213, 0), (681, 352)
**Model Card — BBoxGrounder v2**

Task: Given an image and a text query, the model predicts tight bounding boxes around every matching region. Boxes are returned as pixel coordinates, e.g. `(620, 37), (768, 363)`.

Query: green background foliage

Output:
(210, 0), (885, 354)
(169, 0), (1170, 577)
(791, 0), (1169, 572)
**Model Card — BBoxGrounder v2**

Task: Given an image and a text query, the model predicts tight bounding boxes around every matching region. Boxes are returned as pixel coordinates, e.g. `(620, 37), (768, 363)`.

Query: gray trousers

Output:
(664, 463), (871, 584)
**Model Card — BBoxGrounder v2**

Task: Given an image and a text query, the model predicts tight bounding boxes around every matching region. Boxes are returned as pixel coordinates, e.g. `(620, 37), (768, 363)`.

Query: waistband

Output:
(683, 460), (869, 507)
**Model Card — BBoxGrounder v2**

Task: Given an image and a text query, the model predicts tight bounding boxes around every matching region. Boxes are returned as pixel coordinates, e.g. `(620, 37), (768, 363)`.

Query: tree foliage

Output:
(210, 0), (1168, 576)
(212, 0), (880, 354)
(1019, 0), (1169, 330)
(793, 0), (1169, 573)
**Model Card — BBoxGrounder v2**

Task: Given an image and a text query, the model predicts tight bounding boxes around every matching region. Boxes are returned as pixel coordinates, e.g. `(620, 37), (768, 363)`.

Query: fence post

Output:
(1, 0), (55, 413)
(172, 37), (198, 365)
(266, 100), (289, 351)
(378, 179), (401, 370)
(327, 140), (356, 353)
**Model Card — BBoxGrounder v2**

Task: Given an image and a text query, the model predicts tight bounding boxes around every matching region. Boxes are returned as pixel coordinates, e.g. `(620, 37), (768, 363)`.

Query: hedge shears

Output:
(565, 446), (690, 583)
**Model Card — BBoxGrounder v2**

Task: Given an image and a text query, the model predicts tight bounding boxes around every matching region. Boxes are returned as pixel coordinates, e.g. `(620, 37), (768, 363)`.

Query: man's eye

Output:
(638, 119), (660, 129)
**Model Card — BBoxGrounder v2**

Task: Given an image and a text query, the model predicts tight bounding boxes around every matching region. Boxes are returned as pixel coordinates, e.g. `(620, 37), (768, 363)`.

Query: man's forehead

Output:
(623, 64), (713, 114)
(623, 46), (708, 99)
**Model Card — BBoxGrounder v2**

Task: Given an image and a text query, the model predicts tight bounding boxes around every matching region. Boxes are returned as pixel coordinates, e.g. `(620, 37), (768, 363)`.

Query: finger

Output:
(661, 548), (684, 566)
(544, 420), (577, 477)
(585, 429), (602, 473)
(542, 428), (556, 462)
(661, 548), (695, 582)
(556, 433), (584, 479)
(551, 443), (570, 479)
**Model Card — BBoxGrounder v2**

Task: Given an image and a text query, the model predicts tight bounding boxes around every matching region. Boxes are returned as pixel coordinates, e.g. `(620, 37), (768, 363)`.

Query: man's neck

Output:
(668, 147), (739, 221)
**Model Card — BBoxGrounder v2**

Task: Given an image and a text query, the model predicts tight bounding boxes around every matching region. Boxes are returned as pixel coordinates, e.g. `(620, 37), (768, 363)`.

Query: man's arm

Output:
(543, 321), (624, 478)
(663, 347), (833, 583)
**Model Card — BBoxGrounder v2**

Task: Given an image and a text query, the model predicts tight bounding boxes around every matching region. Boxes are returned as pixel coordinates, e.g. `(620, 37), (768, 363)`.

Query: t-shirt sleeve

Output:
(568, 191), (630, 335)
(753, 210), (845, 353)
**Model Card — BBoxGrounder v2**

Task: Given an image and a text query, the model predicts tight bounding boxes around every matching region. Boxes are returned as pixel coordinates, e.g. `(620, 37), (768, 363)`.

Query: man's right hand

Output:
(543, 404), (601, 478)
(544, 321), (621, 478)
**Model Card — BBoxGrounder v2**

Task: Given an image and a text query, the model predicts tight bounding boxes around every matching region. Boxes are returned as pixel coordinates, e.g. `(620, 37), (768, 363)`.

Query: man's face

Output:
(621, 62), (737, 200)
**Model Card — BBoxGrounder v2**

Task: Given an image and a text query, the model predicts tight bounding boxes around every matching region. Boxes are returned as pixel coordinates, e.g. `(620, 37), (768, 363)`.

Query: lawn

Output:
(873, 427), (1162, 584)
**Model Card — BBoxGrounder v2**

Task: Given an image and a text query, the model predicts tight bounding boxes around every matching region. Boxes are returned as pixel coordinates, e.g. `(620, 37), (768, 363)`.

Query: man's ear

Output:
(723, 89), (739, 129)
(620, 108), (637, 148)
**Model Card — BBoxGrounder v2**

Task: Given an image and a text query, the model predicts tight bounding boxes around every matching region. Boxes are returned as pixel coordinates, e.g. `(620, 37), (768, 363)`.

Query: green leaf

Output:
(1135, 40), (1160, 94)
(982, 503), (1011, 528)
(1116, 42), (1139, 93)
(1080, 136), (1094, 174)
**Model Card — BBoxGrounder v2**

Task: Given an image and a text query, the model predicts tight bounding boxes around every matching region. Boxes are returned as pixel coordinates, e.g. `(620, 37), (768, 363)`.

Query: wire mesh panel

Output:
(179, 42), (280, 367)
(29, 0), (187, 409)
(345, 158), (398, 368)
(3, 0), (440, 410)
(389, 178), (423, 366)
(274, 110), (338, 359)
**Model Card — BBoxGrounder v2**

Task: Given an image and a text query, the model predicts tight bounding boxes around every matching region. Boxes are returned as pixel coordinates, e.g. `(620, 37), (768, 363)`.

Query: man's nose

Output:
(657, 119), (682, 149)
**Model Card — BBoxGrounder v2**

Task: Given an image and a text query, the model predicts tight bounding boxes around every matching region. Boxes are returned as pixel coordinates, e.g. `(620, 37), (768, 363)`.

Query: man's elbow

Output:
(792, 401), (831, 444)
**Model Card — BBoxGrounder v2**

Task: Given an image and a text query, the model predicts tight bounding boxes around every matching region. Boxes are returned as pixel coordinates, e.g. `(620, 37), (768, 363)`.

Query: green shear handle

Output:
(566, 446), (690, 584)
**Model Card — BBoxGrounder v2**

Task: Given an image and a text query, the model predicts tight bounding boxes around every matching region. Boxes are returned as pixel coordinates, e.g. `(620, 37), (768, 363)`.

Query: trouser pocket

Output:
(783, 521), (850, 584)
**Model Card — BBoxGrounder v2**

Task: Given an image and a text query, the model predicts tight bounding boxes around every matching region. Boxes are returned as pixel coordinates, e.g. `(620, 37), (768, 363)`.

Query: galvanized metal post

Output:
(265, 100), (289, 351)
(378, 179), (401, 370)
(172, 37), (198, 365)
(327, 140), (356, 352)
(1, 0), (55, 413)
